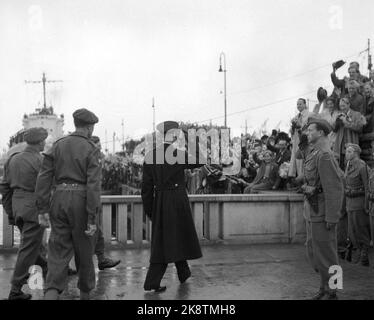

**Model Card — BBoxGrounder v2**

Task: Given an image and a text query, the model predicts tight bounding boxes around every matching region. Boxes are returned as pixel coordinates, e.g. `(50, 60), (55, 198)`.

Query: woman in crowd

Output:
(243, 150), (278, 194)
(333, 97), (366, 170)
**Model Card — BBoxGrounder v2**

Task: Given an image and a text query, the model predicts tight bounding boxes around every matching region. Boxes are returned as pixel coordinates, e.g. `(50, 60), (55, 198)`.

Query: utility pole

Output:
(25, 72), (63, 110)
(152, 97), (156, 132)
(105, 130), (108, 154)
(121, 119), (125, 151)
(113, 132), (116, 154)
(368, 38), (372, 71)
(245, 119), (248, 136)
(219, 52), (227, 128)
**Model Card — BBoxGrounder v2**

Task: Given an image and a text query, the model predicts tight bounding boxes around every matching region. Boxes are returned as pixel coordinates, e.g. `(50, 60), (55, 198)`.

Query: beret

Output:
(24, 127), (48, 144)
(345, 143), (361, 154)
(73, 108), (98, 125)
(307, 117), (332, 135)
(156, 121), (179, 134)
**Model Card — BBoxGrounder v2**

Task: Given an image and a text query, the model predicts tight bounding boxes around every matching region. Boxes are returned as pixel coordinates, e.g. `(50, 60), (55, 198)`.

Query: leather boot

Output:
(360, 247), (370, 267)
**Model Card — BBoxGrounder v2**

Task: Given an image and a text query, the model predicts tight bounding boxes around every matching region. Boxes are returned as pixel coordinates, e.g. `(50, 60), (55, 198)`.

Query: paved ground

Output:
(1, 243), (374, 300)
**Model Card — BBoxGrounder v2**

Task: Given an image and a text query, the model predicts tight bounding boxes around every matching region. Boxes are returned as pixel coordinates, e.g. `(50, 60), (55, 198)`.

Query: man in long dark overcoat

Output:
(141, 121), (205, 292)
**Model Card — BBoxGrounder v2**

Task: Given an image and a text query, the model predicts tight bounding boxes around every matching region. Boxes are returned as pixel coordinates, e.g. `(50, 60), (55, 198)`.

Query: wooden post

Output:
(102, 204), (112, 243)
(133, 203), (143, 247)
(117, 203), (128, 244)
(2, 206), (14, 248)
(192, 202), (204, 240)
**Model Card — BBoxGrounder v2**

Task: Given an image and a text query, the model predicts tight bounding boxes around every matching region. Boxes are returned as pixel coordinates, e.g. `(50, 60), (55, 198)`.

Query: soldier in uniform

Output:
(302, 118), (344, 300)
(35, 108), (101, 300)
(141, 121), (204, 292)
(2, 127), (48, 300)
(344, 143), (370, 266)
(90, 136), (121, 270)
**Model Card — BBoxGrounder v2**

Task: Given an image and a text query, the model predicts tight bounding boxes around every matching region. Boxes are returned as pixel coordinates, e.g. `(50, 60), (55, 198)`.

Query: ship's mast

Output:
(25, 72), (63, 111)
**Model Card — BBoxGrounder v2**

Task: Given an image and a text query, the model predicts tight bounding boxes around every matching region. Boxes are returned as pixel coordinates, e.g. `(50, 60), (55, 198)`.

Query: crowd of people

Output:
(183, 61), (374, 196)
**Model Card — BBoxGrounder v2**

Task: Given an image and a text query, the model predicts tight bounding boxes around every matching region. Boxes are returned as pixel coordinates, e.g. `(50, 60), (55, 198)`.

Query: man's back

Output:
(7, 146), (42, 192)
(50, 133), (97, 184)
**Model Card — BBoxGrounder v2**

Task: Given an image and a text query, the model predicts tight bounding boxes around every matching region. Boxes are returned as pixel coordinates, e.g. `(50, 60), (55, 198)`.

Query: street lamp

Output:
(219, 52), (227, 128)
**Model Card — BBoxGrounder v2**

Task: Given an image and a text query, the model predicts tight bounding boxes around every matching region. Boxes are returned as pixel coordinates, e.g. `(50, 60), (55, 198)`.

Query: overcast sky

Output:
(0, 0), (373, 152)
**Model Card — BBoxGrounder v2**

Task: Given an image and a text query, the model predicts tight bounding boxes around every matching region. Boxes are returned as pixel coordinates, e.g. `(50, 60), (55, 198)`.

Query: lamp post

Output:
(219, 52), (227, 128)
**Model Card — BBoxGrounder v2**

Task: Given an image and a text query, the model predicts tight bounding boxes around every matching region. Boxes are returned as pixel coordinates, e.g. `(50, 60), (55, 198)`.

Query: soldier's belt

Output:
(303, 185), (323, 195)
(345, 188), (365, 198)
(55, 183), (87, 191)
(154, 183), (185, 191)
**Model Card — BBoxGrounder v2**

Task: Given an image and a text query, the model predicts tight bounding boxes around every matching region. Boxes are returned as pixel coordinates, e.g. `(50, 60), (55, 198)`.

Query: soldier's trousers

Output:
(337, 213), (349, 256)
(144, 261), (190, 289)
(11, 191), (46, 290)
(306, 221), (339, 289)
(47, 188), (96, 293)
(348, 210), (371, 249)
(94, 227), (105, 261)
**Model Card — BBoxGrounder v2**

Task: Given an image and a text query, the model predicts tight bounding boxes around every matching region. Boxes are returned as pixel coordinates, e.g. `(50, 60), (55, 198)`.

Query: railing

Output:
(1, 193), (306, 249)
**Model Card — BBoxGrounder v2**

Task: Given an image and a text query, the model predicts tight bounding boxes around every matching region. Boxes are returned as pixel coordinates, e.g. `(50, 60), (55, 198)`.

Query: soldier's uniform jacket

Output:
(367, 167), (374, 216)
(2, 146), (42, 222)
(303, 138), (344, 224)
(344, 158), (369, 212)
(36, 131), (101, 224)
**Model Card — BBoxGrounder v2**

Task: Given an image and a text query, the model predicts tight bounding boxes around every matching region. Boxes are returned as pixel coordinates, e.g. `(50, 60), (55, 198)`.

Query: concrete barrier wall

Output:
(1, 193), (306, 248)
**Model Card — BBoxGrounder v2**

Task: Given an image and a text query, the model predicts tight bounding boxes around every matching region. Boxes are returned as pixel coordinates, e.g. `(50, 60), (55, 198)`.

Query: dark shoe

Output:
(325, 292), (338, 300)
(80, 291), (90, 300)
(344, 248), (352, 262)
(311, 289), (326, 300)
(144, 286), (167, 293)
(178, 269), (191, 284)
(339, 251), (346, 260)
(8, 290), (32, 300)
(360, 250), (370, 267)
(68, 267), (77, 276)
(98, 257), (121, 270)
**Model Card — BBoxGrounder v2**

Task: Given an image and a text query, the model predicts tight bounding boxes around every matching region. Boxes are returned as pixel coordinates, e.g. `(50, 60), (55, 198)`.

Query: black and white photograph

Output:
(0, 0), (374, 309)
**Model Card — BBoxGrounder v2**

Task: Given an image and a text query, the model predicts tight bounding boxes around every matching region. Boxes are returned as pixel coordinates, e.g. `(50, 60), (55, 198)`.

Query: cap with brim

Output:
(307, 117), (332, 135)
(24, 127), (48, 144)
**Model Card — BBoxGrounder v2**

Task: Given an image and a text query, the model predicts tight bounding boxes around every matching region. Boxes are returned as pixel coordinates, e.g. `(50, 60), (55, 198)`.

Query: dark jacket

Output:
(141, 143), (204, 263)
(266, 142), (291, 166)
(251, 153), (279, 186)
(363, 95), (374, 133)
(344, 158), (369, 211)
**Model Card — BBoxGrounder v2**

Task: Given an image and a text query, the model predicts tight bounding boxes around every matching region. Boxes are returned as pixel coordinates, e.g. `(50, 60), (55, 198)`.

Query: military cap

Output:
(307, 117), (332, 135)
(156, 121), (179, 134)
(345, 143), (361, 154)
(24, 127), (48, 144)
(73, 108), (99, 125)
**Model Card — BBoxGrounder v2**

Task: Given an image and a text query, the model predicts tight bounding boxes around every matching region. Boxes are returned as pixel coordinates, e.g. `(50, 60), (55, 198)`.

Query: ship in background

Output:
(7, 72), (64, 151)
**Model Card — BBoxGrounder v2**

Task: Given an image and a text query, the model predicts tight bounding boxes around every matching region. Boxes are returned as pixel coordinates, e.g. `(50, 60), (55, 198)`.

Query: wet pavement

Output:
(1, 243), (374, 300)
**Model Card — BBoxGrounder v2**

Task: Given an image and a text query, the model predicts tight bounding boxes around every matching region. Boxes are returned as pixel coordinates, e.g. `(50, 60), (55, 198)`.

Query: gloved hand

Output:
(85, 224), (97, 236)
(38, 213), (51, 228)
(326, 222), (336, 230)
(8, 215), (15, 226)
